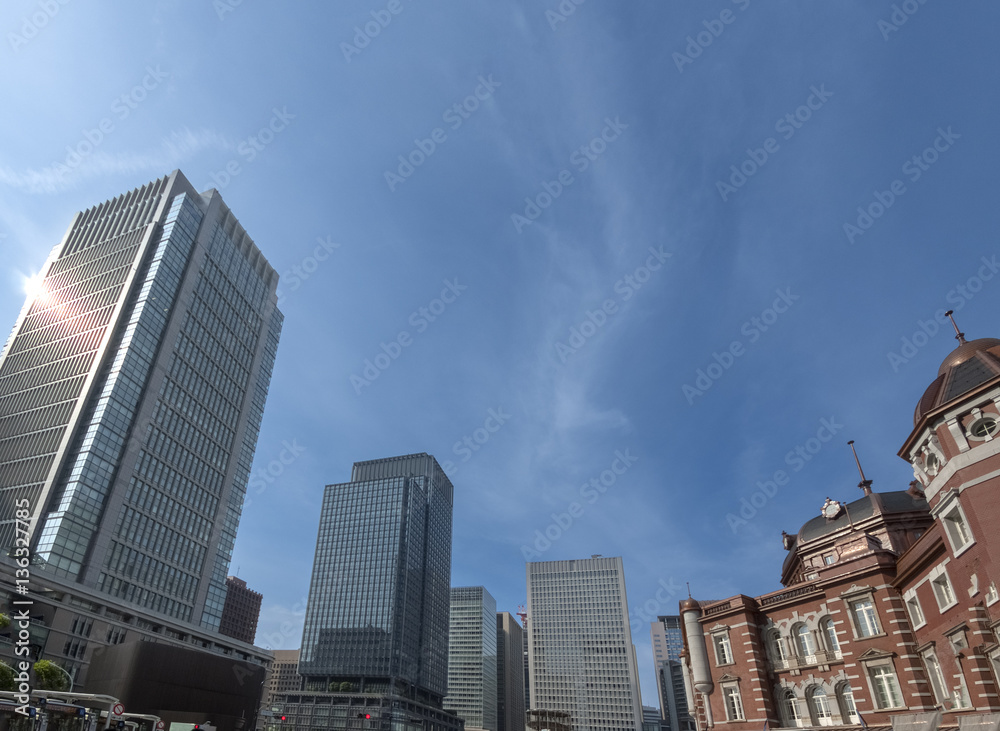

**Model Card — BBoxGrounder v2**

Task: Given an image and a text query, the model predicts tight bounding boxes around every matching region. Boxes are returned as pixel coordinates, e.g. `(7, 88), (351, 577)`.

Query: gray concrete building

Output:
(496, 612), (525, 731)
(444, 587), (497, 731)
(0, 169), (281, 686)
(526, 555), (643, 731)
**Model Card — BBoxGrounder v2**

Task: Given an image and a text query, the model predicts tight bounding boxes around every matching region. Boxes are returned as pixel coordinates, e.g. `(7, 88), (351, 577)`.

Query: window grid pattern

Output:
(0, 177), (167, 547)
(444, 587), (497, 731)
(527, 556), (641, 731)
(299, 455), (453, 700)
(34, 191), (197, 578)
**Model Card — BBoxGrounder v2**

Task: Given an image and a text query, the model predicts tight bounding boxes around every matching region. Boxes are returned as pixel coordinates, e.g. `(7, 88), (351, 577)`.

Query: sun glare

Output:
(20, 271), (46, 302)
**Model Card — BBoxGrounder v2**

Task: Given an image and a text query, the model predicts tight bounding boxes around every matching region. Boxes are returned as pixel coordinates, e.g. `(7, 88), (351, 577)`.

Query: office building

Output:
(279, 453), (462, 731)
(680, 328), (1000, 730)
(526, 555), (643, 731)
(496, 612), (525, 731)
(444, 587), (497, 731)
(219, 575), (263, 644)
(0, 169), (281, 686)
(262, 649), (302, 708)
(651, 616), (692, 731)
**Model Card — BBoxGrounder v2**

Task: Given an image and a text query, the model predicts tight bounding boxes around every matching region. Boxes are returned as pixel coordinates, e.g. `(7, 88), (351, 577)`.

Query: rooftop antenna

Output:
(848, 440), (873, 496)
(686, 582), (691, 598)
(945, 310), (967, 345)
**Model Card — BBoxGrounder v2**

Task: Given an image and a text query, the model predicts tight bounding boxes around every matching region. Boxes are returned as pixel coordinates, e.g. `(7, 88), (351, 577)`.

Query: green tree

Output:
(0, 662), (15, 692)
(33, 660), (70, 691)
(0, 613), (10, 629)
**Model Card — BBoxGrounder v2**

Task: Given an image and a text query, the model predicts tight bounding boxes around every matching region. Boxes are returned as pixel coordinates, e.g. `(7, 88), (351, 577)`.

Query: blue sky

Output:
(2, 0), (999, 708)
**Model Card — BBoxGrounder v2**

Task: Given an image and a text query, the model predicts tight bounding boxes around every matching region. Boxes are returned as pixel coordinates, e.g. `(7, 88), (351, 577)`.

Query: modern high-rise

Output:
(496, 612), (525, 731)
(220, 575), (264, 644)
(0, 170), (281, 684)
(651, 616), (692, 731)
(280, 453), (461, 731)
(526, 556), (643, 731)
(444, 587), (497, 731)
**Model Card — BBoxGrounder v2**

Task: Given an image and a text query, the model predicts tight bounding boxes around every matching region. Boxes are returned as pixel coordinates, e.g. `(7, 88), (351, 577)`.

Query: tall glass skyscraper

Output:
(526, 556), (643, 731)
(298, 453), (454, 708)
(0, 170), (282, 631)
(444, 586), (498, 731)
(651, 616), (694, 731)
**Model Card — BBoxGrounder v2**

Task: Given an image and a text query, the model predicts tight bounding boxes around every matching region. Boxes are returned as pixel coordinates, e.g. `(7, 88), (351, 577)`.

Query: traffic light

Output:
(279, 717), (286, 722)
(356, 714), (371, 719)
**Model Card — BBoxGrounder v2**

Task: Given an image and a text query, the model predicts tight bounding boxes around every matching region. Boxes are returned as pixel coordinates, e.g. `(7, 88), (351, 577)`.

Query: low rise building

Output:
(680, 328), (1000, 730)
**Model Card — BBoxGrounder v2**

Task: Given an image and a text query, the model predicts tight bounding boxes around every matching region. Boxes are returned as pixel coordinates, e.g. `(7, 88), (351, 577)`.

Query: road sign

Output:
(112, 704), (125, 717)
(157, 722), (164, 730)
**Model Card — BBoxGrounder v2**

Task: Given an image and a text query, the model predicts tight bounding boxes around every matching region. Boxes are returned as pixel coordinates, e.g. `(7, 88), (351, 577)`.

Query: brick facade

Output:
(681, 336), (1000, 731)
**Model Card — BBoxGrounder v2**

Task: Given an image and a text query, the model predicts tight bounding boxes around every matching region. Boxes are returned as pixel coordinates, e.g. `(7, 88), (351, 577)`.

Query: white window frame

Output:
(847, 595), (882, 638)
(952, 666), (972, 709)
(781, 689), (807, 728)
(767, 629), (789, 668)
(986, 582), (999, 606)
(941, 503), (974, 556)
(904, 588), (926, 629)
(867, 662), (905, 710)
(929, 564), (958, 613)
(723, 682), (745, 721)
(808, 687), (834, 727)
(713, 631), (734, 666)
(836, 683), (859, 725)
(793, 622), (816, 662)
(921, 647), (950, 708)
(820, 616), (841, 659)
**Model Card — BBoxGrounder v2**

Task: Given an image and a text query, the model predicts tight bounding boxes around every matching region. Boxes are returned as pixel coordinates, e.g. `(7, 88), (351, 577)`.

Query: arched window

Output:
(808, 687), (833, 726)
(768, 630), (788, 667)
(821, 617), (841, 658)
(794, 623), (815, 660)
(836, 682), (859, 724)
(782, 689), (805, 727)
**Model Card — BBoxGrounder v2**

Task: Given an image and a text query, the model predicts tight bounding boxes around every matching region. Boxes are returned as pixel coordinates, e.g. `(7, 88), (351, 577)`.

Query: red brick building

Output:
(680, 330), (1000, 731)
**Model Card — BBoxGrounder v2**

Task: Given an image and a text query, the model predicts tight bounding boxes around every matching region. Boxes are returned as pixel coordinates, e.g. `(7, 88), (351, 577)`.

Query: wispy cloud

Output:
(0, 128), (231, 194)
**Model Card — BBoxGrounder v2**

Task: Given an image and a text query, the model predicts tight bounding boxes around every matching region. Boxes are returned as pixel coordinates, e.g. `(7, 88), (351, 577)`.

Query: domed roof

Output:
(914, 338), (1000, 425)
(797, 490), (928, 545)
